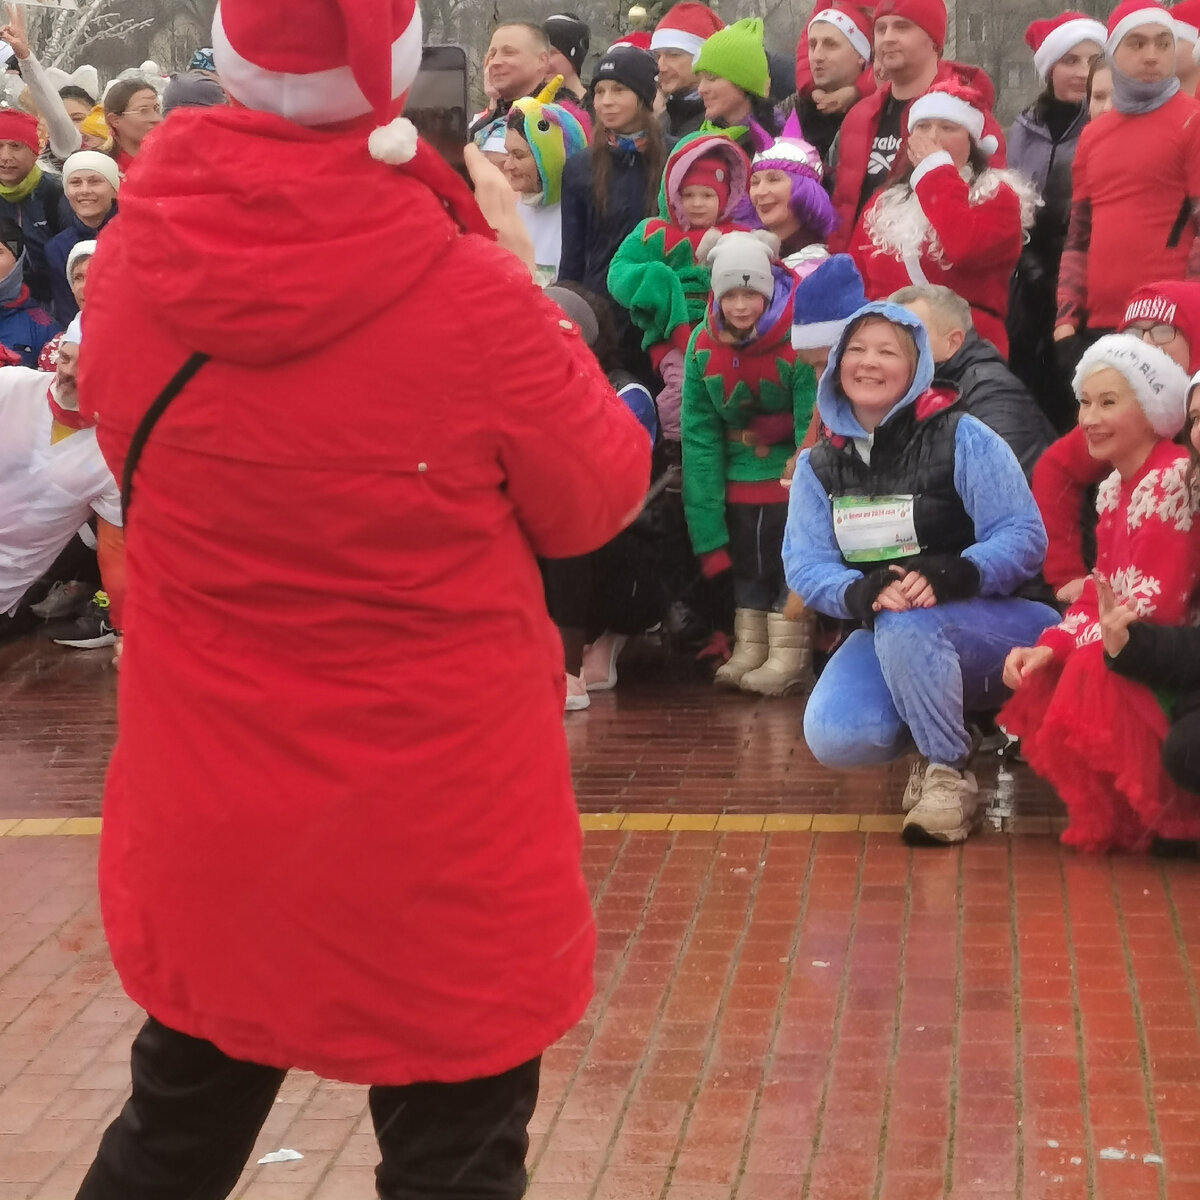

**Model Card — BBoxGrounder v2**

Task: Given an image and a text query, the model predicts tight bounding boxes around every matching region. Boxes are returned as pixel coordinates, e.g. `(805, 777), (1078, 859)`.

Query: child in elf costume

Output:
(607, 133), (751, 442)
(681, 229), (817, 695)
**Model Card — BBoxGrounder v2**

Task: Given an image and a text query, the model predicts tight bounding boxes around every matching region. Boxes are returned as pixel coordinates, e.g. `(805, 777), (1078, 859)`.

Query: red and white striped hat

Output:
(212, 0), (423, 130)
(1105, 0), (1176, 54)
(1024, 12), (1108, 80)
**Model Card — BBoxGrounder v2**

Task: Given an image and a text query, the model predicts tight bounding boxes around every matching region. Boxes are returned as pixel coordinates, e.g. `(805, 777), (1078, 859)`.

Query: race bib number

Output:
(832, 495), (919, 563)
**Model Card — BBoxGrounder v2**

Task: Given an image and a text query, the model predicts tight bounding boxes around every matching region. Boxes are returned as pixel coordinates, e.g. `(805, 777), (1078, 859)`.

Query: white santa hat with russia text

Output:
(1073, 334), (1191, 439)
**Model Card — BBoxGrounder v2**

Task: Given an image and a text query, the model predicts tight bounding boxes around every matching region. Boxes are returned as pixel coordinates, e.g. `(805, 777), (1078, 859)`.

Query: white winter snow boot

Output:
(739, 609), (815, 696)
(713, 609), (770, 688)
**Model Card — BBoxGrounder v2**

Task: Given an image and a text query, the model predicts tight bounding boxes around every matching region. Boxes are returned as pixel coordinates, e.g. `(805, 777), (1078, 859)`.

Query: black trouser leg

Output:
(74, 1017), (287, 1200)
(371, 1056), (541, 1200)
(1164, 712), (1200, 796)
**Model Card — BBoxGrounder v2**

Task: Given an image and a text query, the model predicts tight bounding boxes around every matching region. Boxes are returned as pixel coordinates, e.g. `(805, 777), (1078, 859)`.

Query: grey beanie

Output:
(700, 229), (781, 301)
(163, 70), (226, 114)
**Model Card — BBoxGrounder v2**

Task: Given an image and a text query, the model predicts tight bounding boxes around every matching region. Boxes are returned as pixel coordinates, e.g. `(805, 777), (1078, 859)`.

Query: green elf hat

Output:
(693, 17), (770, 99)
(507, 76), (589, 207)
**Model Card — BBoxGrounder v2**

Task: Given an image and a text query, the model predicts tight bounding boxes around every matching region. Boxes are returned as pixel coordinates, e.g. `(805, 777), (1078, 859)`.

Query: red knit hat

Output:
(680, 151), (732, 208)
(1119, 280), (1200, 373)
(1172, 0), (1200, 41)
(1105, 0), (1176, 53)
(808, 1), (874, 63)
(1024, 12), (1108, 80)
(212, 0), (422, 129)
(874, 0), (947, 52)
(650, 2), (725, 59)
(0, 109), (39, 156)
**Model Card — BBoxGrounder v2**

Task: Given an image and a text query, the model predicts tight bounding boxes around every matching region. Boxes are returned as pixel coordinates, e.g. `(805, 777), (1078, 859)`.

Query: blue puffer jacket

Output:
(45, 206), (115, 324)
(0, 173), (70, 304)
(0, 288), (61, 367)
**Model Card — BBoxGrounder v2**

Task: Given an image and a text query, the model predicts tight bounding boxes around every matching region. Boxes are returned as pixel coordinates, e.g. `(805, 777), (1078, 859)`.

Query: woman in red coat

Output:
(849, 80), (1038, 356)
(72, 0), (651, 1196)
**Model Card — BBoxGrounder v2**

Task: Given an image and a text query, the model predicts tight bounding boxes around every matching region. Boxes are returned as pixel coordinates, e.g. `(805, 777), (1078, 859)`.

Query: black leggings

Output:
(75, 1017), (541, 1200)
(1164, 711), (1200, 796)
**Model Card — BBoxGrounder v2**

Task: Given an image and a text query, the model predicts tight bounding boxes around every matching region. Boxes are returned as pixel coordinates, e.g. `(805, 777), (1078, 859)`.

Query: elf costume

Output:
(680, 229), (817, 695)
(607, 133), (751, 439)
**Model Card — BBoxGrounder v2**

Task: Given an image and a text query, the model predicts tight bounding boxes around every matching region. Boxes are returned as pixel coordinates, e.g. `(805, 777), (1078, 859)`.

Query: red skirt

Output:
(1000, 642), (1200, 852)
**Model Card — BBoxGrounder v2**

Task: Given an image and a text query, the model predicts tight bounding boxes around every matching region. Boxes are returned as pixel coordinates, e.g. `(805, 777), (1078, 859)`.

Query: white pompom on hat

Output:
(213, 0), (423, 163)
(1073, 333), (1191, 438)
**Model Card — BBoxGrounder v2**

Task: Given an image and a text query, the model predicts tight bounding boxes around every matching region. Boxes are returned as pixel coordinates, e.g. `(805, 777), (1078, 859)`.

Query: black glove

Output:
(901, 554), (981, 603)
(843, 567), (900, 625)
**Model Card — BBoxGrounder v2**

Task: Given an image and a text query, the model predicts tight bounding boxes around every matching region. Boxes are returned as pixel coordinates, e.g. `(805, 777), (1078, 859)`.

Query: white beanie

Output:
(1073, 334), (1190, 438)
(62, 315), (83, 347)
(700, 229), (781, 301)
(66, 239), (97, 280)
(62, 151), (120, 193)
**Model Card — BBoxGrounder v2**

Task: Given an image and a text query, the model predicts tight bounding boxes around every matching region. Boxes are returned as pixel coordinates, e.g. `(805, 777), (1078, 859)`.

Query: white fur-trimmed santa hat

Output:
(213, 0), (423, 161)
(1024, 13), (1108, 81)
(650, 2), (725, 60)
(907, 80), (998, 157)
(1073, 334), (1191, 438)
(1105, 0), (1176, 55)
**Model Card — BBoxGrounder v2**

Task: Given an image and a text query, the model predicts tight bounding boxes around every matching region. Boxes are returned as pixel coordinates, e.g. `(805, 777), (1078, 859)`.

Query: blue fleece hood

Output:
(816, 301), (935, 439)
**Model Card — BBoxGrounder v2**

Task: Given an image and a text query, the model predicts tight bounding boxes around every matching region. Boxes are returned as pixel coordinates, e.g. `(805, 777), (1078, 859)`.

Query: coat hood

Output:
(817, 301), (935, 438)
(108, 105), (491, 367)
(660, 132), (751, 228)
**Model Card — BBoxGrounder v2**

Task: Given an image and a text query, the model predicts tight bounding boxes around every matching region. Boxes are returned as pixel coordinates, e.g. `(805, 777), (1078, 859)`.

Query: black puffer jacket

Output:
(1109, 624), (1200, 720)
(932, 332), (1057, 480)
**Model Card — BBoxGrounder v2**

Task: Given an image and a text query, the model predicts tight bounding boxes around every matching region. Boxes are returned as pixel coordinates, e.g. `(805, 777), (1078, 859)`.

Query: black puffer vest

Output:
(808, 400), (975, 569)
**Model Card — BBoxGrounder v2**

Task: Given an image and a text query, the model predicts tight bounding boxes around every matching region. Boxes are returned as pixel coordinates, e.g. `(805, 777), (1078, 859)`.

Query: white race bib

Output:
(832, 495), (920, 563)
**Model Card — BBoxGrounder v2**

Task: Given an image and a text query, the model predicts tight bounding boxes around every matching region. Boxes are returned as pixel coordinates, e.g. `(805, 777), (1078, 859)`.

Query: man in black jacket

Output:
(893, 285), (1056, 480)
(651, 2), (725, 139)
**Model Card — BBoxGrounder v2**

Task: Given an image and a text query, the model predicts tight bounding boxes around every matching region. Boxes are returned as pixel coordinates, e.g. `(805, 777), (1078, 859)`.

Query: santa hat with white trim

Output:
(1024, 12), (1108, 81)
(1105, 0), (1176, 55)
(906, 79), (998, 157)
(807, 1), (873, 65)
(650, 2), (725, 61)
(212, 0), (423, 162)
(1172, 0), (1200, 44)
(1073, 333), (1191, 438)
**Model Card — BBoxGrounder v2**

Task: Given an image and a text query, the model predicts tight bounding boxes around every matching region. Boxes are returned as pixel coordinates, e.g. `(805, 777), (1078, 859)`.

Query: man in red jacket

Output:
(1054, 0), (1200, 361)
(826, 0), (1005, 251)
(71, 0), (651, 1197)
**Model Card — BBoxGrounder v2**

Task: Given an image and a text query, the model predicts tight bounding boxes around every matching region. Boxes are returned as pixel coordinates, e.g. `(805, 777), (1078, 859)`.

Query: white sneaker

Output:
(564, 673), (590, 712)
(583, 632), (628, 692)
(902, 758), (927, 813)
(902, 764), (979, 845)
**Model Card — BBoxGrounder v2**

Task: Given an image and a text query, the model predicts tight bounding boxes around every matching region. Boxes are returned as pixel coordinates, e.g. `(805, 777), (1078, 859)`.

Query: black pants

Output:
(1164, 711), (1200, 796)
(727, 499), (788, 612)
(75, 1018), (541, 1200)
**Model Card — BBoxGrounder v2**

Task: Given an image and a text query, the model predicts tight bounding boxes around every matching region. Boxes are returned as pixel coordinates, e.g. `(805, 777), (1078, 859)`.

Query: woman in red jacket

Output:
(71, 0), (651, 1196)
(849, 79), (1038, 356)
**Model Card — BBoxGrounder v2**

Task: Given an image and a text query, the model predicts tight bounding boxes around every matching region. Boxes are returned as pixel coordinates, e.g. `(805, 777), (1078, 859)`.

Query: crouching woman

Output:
(784, 302), (1058, 845)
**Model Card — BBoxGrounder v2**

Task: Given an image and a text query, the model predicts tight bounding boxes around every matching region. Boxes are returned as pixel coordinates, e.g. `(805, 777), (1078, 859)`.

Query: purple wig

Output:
(749, 111), (837, 242)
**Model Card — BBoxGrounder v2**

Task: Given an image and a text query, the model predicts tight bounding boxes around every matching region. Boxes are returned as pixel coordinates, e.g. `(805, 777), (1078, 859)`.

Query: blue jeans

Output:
(804, 598), (1059, 769)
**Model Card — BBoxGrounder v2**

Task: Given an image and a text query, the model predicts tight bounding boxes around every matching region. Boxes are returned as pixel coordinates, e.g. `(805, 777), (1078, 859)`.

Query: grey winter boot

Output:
(739, 609), (815, 696)
(714, 609), (770, 688)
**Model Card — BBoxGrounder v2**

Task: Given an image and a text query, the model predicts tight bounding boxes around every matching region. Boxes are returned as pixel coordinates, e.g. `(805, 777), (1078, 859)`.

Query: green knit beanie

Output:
(693, 17), (769, 99)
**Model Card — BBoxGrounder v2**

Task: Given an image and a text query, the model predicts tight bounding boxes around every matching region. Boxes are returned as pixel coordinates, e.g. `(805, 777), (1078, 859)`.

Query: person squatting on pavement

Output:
(71, 0), (651, 1196)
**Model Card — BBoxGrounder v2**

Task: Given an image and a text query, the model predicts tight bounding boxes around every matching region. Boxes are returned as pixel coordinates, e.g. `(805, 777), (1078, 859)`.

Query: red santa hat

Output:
(650, 3), (725, 59)
(1105, 0), (1176, 54)
(1024, 12), (1109, 80)
(907, 79), (998, 156)
(1171, 0), (1200, 43)
(212, 0), (422, 154)
(610, 30), (653, 51)
(1119, 280), (1200, 373)
(807, 1), (873, 64)
(873, 0), (947, 53)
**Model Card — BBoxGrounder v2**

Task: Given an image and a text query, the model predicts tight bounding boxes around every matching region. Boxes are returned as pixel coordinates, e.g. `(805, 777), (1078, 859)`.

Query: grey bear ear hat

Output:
(696, 229), (781, 301)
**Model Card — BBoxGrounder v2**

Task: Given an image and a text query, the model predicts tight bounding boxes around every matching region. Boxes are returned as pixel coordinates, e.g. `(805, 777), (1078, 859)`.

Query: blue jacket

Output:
(0, 288), (61, 367)
(783, 302), (1047, 619)
(45, 206), (115, 324)
(0, 173), (69, 304)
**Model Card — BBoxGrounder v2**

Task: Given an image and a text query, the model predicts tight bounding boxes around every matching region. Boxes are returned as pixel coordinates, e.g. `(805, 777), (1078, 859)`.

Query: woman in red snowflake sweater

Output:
(849, 80), (1038, 357)
(1001, 337), (1200, 852)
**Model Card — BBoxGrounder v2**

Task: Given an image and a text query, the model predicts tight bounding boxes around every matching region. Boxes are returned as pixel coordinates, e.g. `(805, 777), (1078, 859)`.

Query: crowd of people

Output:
(2, 0), (1200, 858)
(1, 0), (1193, 1194)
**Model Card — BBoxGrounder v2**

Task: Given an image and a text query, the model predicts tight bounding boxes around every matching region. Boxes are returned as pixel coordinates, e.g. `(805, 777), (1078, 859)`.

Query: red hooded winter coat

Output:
(827, 60), (1006, 253)
(81, 105), (651, 1085)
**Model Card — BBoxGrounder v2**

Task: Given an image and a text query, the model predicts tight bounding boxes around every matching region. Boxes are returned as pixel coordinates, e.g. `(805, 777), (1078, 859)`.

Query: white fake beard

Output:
(50, 378), (79, 412)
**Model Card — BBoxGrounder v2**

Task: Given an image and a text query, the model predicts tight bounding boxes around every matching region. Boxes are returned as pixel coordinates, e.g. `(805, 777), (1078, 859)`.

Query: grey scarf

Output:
(1111, 64), (1180, 115)
(0, 252), (24, 306)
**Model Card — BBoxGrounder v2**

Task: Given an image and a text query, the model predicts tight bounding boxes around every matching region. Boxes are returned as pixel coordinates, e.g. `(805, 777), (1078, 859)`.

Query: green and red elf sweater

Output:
(607, 134), (752, 365)
(681, 267), (817, 571)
